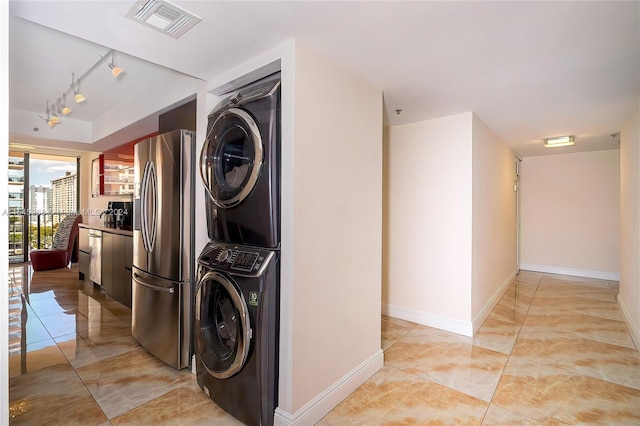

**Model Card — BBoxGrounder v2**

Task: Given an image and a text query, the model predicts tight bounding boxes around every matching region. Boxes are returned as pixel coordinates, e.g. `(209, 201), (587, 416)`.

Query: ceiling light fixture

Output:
(38, 101), (60, 128)
(108, 51), (124, 78)
(49, 102), (61, 127)
(60, 94), (72, 115)
(72, 73), (86, 103)
(544, 135), (575, 148)
(39, 49), (126, 128)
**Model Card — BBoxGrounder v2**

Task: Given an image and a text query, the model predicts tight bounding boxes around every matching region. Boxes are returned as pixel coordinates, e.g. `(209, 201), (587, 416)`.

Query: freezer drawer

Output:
(131, 267), (190, 370)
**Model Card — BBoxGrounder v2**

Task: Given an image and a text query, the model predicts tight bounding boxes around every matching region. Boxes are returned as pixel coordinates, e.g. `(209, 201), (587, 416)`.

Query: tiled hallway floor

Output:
(8, 265), (640, 425)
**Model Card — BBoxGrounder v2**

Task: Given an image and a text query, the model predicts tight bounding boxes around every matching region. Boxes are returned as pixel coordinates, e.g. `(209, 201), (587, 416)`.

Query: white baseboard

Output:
(617, 293), (640, 351)
(472, 270), (517, 334)
(520, 263), (620, 281)
(382, 303), (473, 337)
(273, 349), (384, 426)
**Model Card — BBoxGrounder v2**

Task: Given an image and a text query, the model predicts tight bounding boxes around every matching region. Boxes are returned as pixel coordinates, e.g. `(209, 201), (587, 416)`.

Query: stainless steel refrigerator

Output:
(132, 129), (194, 370)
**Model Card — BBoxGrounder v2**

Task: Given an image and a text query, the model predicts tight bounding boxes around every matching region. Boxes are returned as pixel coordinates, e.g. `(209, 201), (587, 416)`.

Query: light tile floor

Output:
(7, 265), (640, 425)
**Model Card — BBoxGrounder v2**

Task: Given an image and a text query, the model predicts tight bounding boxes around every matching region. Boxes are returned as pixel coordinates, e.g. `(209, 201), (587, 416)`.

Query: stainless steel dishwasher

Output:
(88, 229), (102, 284)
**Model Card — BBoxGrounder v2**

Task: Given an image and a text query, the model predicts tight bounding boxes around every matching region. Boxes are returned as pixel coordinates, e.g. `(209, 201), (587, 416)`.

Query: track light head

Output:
(74, 91), (86, 103)
(74, 82), (86, 103)
(40, 100), (60, 128)
(71, 72), (86, 103)
(108, 52), (124, 78)
(48, 114), (60, 127)
(109, 63), (124, 78)
(50, 101), (61, 127)
(61, 94), (72, 115)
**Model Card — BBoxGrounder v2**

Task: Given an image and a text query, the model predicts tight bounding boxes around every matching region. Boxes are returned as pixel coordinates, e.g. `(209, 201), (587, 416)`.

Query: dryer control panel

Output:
(198, 242), (275, 277)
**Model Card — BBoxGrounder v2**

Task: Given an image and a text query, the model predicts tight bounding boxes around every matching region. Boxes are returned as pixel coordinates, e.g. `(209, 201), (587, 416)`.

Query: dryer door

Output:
(195, 271), (252, 379)
(200, 108), (263, 208)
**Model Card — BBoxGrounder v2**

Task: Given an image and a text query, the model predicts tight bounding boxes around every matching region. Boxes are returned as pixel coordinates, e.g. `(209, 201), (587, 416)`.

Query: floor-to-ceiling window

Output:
(7, 151), (79, 263)
(8, 153), (25, 263)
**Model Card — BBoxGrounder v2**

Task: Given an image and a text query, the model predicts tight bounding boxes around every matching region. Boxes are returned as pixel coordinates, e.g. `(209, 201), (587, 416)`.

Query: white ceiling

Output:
(8, 0), (640, 157)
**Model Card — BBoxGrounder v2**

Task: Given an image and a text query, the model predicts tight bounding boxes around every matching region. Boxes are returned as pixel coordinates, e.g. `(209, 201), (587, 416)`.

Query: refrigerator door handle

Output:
(147, 161), (158, 250)
(133, 272), (175, 294)
(140, 161), (158, 253)
(140, 161), (149, 251)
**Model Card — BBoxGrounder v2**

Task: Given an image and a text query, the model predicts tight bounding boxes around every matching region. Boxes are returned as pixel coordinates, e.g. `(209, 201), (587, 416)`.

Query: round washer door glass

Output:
(195, 271), (251, 379)
(201, 108), (263, 208)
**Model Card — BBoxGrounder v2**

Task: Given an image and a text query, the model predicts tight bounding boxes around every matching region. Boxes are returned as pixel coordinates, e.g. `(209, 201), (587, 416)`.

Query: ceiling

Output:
(8, 0), (640, 157)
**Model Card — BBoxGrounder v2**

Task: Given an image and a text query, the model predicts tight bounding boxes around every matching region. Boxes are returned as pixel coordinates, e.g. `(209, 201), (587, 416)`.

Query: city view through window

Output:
(8, 152), (78, 263)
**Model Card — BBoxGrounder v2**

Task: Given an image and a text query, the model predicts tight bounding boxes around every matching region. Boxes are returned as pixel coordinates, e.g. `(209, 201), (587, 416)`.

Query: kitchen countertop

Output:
(78, 223), (134, 237)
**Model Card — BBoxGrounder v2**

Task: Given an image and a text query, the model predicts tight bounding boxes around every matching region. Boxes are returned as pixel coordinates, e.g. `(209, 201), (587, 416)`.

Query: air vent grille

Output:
(126, 0), (201, 39)
(155, 4), (180, 21)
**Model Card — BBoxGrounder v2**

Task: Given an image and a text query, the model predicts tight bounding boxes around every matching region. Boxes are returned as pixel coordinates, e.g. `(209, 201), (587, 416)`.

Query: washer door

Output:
(200, 108), (263, 208)
(195, 271), (252, 379)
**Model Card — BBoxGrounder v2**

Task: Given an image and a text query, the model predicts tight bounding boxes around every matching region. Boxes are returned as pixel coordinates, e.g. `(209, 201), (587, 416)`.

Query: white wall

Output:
(193, 84), (212, 260)
(383, 113), (474, 333)
(202, 41), (383, 424)
(383, 112), (518, 335)
(288, 43), (383, 415)
(471, 114), (518, 328)
(619, 108), (640, 348)
(520, 150), (620, 279)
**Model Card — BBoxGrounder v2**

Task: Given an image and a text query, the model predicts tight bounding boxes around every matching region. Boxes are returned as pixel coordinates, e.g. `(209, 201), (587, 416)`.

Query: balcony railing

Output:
(8, 212), (68, 263)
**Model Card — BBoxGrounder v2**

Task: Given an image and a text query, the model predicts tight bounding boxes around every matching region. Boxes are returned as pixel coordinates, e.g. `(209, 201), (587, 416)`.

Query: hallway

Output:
(322, 271), (640, 424)
(8, 265), (640, 425)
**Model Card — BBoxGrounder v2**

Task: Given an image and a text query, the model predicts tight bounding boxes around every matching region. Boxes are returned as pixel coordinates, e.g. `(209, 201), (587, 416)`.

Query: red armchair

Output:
(30, 214), (83, 271)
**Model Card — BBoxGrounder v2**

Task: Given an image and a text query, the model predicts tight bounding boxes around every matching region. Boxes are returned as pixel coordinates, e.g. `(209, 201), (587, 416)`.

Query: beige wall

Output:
(471, 114), (518, 326)
(383, 113), (474, 331)
(289, 44), (383, 412)
(619, 108), (640, 347)
(520, 150), (620, 278)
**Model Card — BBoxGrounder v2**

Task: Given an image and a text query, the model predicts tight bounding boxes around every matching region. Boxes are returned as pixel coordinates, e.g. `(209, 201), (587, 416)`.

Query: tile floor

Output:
(7, 265), (640, 425)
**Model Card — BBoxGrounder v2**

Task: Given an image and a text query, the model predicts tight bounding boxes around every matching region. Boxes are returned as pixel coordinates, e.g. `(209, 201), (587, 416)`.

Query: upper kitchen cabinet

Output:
(92, 153), (134, 197)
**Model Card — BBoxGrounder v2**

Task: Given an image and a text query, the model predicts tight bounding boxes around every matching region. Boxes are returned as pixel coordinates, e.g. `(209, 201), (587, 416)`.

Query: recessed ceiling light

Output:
(544, 135), (575, 148)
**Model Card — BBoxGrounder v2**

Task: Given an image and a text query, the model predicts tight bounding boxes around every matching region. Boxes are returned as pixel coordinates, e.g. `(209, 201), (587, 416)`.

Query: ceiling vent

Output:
(126, 0), (201, 39)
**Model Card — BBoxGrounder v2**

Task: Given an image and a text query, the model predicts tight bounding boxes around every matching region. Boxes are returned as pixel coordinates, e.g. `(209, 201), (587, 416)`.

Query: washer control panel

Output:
(198, 242), (275, 276)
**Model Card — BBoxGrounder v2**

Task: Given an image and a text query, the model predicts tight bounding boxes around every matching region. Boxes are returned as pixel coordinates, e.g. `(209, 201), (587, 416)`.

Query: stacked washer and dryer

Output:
(195, 73), (281, 426)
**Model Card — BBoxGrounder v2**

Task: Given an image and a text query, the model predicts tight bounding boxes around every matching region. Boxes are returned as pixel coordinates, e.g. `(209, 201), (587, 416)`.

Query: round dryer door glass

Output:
(201, 108), (263, 208)
(195, 271), (251, 379)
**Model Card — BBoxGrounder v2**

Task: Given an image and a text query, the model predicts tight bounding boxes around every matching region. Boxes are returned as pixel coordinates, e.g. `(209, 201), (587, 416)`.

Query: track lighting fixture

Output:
(49, 114), (60, 128)
(74, 90), (86, 103)
(39, 49), (126, 128)
(61, 94), (72, 115)
(38, 101), (60, 128)
(72, 73), (86, 103)
(49, 102), (61, 127)
(108, 51), (124, 78)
